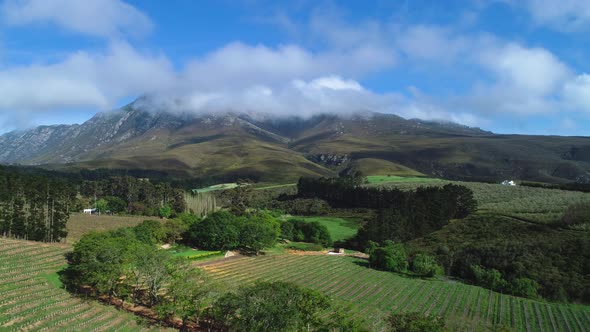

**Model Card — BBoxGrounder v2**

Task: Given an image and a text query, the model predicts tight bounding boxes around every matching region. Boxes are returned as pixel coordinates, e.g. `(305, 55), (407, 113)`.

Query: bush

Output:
(410, 253), (440, 277)
(104, 196), (127, 213)
(286, 219), (332, 247)
(134, 220), (167, 245)
(159, 204), (172, 218)
(561, 202), (590, 227)
(211, 281), (332, 332)
(508, 278), (540, 299)
(187, 211), (240, 250)
(470, 265), (508, 292)
(387, 312), (446, 332)
(280, 220), (294, 240)
(163, 218), (189, 244)
(186, 210), (279, 253)
(239, 220), (279, 255)
(369, 241), (408, 273)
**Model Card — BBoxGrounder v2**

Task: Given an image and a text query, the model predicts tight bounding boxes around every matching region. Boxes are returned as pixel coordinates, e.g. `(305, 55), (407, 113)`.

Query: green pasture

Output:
(366, 175), (440, 185)
(171, 247), (222, 260)
(288, 216), (360, 242)
(193, 183), (239, 193)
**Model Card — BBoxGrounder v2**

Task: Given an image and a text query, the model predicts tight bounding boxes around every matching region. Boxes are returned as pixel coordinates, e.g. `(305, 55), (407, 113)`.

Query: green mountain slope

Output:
(1, 104), (589, 183)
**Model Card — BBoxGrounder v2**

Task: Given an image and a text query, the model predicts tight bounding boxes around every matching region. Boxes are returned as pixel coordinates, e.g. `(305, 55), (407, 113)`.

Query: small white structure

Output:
(501, 180), (517, 186)
(83, 208), (97, 215)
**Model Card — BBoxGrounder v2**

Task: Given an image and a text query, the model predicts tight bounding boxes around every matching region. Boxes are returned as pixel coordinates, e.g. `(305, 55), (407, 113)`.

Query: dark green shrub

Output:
(387, 312), (446, 332)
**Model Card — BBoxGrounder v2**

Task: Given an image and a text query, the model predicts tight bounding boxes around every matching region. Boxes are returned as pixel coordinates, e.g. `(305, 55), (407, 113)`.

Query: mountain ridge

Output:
(1, 105), (589, 183)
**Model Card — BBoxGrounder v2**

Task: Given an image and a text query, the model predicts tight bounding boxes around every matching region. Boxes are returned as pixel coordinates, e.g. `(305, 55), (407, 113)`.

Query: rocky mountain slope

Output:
(1, 103), (589, 183)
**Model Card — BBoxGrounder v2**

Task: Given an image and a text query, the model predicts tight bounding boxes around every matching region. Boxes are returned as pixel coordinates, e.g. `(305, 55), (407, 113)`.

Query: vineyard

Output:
(203, 254), (590, 332)
(0, 238), (171, 332)
(373, 179), (590, 224)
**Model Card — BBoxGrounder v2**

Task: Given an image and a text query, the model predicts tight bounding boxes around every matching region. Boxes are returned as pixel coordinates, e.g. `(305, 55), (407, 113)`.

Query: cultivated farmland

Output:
(66, 213), (148, 243)
(203, 254), (590, 332)
(372, 179), (590, 224)
(0, 238), (172, 332)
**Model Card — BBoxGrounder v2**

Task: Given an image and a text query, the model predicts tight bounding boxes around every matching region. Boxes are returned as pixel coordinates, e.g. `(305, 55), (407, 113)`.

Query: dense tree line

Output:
(186, 210), (279, 254)
(366, 241), (441, 277)
(0, 166), (76, 242)
(408, 215), (590, 303)
(280, 219), (333, 247)
(298, 177), (476, 246)
(80, 176), (186, 216)
(298, 177), (476, 218)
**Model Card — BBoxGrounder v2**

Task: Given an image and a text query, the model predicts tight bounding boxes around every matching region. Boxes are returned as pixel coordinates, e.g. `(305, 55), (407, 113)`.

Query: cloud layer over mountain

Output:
(1, 0), (590, 134)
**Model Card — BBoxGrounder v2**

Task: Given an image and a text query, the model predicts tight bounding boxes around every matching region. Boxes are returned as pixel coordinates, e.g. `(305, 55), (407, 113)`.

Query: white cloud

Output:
(480, 43), (571, 96)
(468, 43), (572, 114)
(562, 74), (590, 112)
(0, 42), (175, 113)
(0, 39), (402, 124)
(523, 0), (590, 31)
(307, 76), (363, 91)
(396, 25), (469, 62)
(181, 41), (394, 92)
(1, 0), (152, 38)
(2, 0), (589, 134)
(138, 76), (398, 119)
(560, 117), (577, 130)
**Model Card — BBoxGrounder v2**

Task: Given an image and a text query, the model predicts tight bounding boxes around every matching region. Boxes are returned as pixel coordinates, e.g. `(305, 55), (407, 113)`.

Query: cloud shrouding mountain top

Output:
(1, 0), (590, 134)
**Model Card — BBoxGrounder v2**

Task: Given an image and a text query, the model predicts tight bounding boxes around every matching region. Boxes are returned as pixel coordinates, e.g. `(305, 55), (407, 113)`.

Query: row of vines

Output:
(0, 238), (170, 332)
(204, 255), (590, 332)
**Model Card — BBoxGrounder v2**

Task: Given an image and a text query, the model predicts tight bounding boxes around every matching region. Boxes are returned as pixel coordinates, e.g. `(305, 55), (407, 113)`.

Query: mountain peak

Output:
(0, 105), (588, 183)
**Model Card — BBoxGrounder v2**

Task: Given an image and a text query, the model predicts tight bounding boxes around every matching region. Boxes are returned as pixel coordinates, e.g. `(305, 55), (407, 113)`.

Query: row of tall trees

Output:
(80, 176), (186, 216)
(297, 177), (477, 245)
(0, 167), (76, 242)
(297, 177), (476, 219)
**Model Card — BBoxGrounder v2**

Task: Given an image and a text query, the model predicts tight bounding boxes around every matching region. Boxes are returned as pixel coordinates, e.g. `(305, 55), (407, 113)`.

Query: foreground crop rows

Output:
(204, 254), (590, 332)
(0, 238), (170, 332)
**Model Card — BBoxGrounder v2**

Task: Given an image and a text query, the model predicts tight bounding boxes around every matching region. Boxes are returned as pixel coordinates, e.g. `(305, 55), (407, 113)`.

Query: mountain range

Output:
(1, 103), (589, 183)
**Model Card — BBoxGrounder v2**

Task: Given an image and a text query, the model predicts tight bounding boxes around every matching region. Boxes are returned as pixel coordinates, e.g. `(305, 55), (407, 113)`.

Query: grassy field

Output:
(203, 254), (590, 332)
(372, 180), (590, 224)
(288, 216), (360, 242)
(366, 175), (441, 185)
(66, 213), (150, 244)
(193, 183), (239, 193)
(254, 183), (297, 190)
(171, 247), (223, 260)
(0, 238), (172, 332)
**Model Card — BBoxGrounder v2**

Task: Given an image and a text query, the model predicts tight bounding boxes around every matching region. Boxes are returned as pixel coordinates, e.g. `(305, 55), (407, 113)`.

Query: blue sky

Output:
(0, 0), (590, 135)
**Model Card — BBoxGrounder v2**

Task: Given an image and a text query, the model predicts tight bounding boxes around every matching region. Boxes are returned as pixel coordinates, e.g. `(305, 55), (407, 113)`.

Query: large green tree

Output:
(156, 266), (214, 331)
(211, 281), (331, 332)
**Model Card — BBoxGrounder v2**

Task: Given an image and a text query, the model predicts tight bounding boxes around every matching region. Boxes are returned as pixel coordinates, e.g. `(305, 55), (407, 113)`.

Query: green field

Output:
(204, 254), (590, 332)
(0, 238), (172, 332)
(193, 182), (239, 193)
(171, 248), (222, 260)
(254, 183), (297, 190)
(66, 213), (149, 244)
(288, 216), (360, 242)
(366, 175), (441, 185)
(373, 180), (590, 224)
